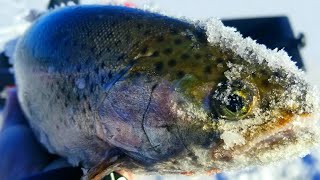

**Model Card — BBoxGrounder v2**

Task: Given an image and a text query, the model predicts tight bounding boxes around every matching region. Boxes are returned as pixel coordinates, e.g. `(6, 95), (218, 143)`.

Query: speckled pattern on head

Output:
(14, 5), (320, 179)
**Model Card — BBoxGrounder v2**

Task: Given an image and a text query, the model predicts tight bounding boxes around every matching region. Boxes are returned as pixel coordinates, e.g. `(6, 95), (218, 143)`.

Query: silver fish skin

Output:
(14, 5), (320, 178)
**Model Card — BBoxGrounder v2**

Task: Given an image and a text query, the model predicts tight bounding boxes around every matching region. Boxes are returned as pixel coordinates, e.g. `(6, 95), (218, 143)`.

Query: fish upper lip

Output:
(235, 112), (312, 154)
(212, 112), (314, 161)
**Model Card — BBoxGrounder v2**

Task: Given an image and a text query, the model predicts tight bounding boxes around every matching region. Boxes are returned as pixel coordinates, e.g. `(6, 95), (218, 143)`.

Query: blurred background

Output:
(0, 0), (320, 179)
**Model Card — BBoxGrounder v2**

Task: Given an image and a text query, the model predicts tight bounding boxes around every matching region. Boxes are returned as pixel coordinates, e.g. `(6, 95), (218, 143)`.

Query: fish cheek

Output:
(97, 78), (151, 154)
(142, 82), (186, 158)
(97, 75), (184, 161)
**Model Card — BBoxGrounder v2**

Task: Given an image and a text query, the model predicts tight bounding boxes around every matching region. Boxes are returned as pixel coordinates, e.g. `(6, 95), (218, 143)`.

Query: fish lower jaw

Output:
(212, 113), (320, 170)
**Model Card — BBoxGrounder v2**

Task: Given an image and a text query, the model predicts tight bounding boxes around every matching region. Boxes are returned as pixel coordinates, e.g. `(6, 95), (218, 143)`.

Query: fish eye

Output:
(211, 80), (258, 120)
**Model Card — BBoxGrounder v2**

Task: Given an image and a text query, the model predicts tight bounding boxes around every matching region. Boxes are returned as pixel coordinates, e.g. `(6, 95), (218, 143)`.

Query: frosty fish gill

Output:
(14, 5), (320, 179)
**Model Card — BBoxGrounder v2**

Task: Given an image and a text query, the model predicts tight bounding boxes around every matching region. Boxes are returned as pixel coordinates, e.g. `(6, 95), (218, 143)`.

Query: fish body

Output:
(14, 5), (320, 178)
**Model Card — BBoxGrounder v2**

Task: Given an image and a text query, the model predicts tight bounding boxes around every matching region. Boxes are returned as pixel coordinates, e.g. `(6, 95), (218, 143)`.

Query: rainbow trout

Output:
(14, 5), (320, 179)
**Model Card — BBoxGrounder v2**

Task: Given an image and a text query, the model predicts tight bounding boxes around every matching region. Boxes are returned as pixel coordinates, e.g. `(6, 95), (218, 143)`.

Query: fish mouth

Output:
(212, 111), (320, 169)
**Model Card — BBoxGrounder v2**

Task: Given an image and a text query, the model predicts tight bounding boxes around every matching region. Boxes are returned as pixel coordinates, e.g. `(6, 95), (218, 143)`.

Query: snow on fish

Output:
(13, 5), (320, 179)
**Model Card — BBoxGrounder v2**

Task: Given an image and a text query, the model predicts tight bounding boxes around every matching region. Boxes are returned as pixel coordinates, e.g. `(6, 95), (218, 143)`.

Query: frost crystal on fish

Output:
(200, 17), (320, 170)
(220, 131), (246, 149)
(203, 18), (305, 79)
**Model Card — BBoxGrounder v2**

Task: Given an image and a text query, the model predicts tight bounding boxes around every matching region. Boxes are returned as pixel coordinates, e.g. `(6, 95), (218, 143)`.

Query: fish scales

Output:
(14, 5), (320, 179)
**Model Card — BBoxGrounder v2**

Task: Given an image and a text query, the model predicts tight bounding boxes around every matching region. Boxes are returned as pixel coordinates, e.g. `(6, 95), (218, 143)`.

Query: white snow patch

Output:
(221, 131), (246, 149)
(203, 18), (306, 81)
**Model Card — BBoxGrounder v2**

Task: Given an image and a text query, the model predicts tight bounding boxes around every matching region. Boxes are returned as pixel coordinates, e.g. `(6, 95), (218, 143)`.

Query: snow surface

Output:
(2, 1), (320, 180)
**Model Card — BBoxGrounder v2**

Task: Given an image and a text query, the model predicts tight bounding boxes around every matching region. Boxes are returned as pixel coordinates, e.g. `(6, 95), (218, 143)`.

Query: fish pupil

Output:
(226, 94), (244, 112)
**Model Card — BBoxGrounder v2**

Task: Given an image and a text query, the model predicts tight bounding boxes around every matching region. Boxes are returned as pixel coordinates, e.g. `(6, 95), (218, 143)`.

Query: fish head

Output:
(128, 18), (320, 172)
(208, 55), (320, 170)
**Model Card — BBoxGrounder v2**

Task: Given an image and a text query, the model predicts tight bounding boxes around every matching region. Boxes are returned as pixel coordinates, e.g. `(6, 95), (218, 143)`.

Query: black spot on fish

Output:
(154, 62), (163, 72)
(90, 47), (95, 53)
(85, 74), (89, 81)
(97, 50), (102, 56)
(163, 48), (173, 55)
(106, 32), (113, 37)
(144, 30), (151, 36)
(177, 71), (185, 78)
(262, 79), (270, 88)
(108, 72), (113, 79)
(110, 21), (117, 27)
(56, 125), (60, 130)
(89, 124), (94, 130)
(100, 77), (105, 84)
(216, 58), (224, 64)
(94, 67), (99, 74)
(84, 58), (90, 65)
(152, 51), (160, 57)
(180, 53), (190, 60)
(88, 104), (92, 111)
(115, 40), (121, 46)
(137, 23), (143, 30)
(204, 65), (212, 74)
(90, 84), (95, 93)
(77, 95), (81, 101)
(157, 36), (165, 42)
(194, 53), (202, 59)
(66, 93), (71, 100)
(100, 62), (106, 69)
(168, 59), (177, 67)
(260, 69), (268, 75)
(61, 86), (66, 93)
(64, 102), (68, 108)
(117, 54), (125, 61)
(174, 38), (182, 45)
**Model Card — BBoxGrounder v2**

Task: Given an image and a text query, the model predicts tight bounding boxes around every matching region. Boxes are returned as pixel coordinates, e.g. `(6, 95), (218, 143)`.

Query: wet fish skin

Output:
(14, 5), (320, 178)
(15, 5), (213, 172)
